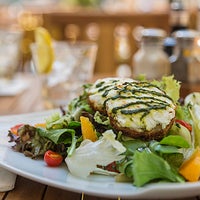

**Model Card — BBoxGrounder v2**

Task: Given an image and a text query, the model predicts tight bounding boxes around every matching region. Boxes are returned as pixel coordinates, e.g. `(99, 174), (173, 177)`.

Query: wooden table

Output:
(0, 73), (200, 200)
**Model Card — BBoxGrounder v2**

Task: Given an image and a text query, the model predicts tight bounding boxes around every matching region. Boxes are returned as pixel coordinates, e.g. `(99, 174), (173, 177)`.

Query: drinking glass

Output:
(0, 29), (23, 80)
(31, 41), (98, 108)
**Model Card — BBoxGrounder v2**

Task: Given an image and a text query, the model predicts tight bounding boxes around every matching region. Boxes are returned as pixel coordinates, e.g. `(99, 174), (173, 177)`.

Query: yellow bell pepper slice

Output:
(179, 148), (200, 182)
(80, 116), (97, 142)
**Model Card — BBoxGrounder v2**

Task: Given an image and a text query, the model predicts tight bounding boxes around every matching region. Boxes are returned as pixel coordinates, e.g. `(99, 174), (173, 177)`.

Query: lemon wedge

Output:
(34, 27), (54, 74)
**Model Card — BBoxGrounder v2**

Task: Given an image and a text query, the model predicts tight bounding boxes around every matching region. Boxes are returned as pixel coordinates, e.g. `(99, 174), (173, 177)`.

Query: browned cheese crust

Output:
(109, 116), (175, 141)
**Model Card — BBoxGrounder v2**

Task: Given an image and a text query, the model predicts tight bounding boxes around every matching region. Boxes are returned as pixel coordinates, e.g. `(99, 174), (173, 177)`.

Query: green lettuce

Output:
(67, 84), (94, 121)
(133, 150), (185, 187)
(117, 134), (189, 186)
(94, 111), (110, 126)
(159, 135), (190, 148)
(184, 92), (200, 147)
(45, 112), (73, 130)
(175, 104), (192, 123)
(168, 122), (192, 146)
(188, 104), (200, 147)
(37, 128), (79, 156)
(152, 75), (181, 103)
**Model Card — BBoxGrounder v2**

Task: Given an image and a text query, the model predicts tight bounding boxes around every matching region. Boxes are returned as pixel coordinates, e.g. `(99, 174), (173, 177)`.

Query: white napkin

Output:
(0, 114), (18, 191)
(0, 168), (16, 191)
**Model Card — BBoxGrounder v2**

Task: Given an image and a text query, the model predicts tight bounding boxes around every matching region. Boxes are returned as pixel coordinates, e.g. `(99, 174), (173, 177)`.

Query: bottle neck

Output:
(140, 41), (164, 50)
(173, 39), (194, 57)
(169, 0), (189, 33)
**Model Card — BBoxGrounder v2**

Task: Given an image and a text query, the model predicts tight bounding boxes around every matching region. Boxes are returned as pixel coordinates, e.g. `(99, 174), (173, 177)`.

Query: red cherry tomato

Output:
(44, 150), (63, 167)
(10, 124), (24, 135)
(175, 119), (192, 132)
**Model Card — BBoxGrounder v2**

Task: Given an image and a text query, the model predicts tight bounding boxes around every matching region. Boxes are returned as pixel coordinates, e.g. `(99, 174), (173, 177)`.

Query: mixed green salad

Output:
(8, 76), (200, 187)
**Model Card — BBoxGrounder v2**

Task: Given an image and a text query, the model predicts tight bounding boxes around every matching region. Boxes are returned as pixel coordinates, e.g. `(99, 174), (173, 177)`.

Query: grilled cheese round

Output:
(88, 78), (176, 140)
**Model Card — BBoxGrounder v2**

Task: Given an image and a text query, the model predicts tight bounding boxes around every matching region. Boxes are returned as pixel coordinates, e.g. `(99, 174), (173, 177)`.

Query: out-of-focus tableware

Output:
(0, 75), (31, 96)
(31, 41), (98, 108)
(133, 28), (170, 80)
(170, 29), (200, 83)
(0, 29), (23, 79)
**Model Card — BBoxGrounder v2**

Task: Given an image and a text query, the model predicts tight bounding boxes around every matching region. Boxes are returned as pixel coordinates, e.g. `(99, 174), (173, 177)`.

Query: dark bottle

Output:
(169, 0), (189, 33)
(165, 0), (189, 59)
(170, 29), (200, 83)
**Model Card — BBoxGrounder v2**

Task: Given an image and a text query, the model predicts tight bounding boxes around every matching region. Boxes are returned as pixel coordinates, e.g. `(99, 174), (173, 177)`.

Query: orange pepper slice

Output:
(80, 116), (97, 142)
(34, 123), (46, 128)
(179, 148), (200, 182)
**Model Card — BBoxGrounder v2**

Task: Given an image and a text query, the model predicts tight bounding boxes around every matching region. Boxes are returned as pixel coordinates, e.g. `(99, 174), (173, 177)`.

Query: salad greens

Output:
(65, 130), (126, 178)
(152, 75), (181, 102)
(117, 133), (188, 186)
(8, 76), (200, 187)
(184, 93), (200, 147)
(133, 150), (184, 187)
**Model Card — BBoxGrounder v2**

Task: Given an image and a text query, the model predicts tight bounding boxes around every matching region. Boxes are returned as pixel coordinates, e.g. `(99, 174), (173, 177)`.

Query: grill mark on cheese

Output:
(96, 79), (119, 88)
(112, 101), (167, 113)
(98, 81), (172, 101)
(103, 94), (169, 110)
(120, 104), (167, 118)
(119, 82), (172, 101)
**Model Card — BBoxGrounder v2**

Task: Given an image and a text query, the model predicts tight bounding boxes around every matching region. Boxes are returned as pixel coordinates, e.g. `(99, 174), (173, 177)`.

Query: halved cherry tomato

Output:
(175, 119), (192, 132)
(44, 150), (63, 167)
(10, 124), (24, 136)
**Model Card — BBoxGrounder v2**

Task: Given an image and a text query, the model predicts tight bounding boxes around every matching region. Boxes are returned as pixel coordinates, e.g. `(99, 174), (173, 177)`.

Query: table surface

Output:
(0, 73), (200, 200)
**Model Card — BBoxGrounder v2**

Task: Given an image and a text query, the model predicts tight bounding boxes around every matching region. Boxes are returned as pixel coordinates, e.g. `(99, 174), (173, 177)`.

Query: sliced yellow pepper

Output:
(34, 123), (46, 128)
(80, 116), (97, 142)
(179, 148), (200, 182)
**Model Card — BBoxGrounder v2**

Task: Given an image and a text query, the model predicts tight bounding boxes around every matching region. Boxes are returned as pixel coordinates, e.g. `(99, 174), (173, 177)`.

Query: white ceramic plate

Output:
(0, 111), (200, 199)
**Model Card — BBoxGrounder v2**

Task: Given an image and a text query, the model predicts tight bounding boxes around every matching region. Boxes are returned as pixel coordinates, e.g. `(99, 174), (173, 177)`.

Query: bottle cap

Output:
(140, 28), (166, 44)
(141, 28), (166, 39)
(173, 29), (200, 39)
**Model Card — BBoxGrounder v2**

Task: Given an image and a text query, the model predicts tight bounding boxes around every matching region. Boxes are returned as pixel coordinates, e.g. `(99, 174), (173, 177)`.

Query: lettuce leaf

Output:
(159, 135), (190, 148)
(188, 104), (200, 147)
(175, 104), (192, 123)
(152, 75), (181, 103)
(65, 130), (126, 178)
(133, 150), (185, 187)
(45, 112), (73, 130)
(94, 111), (110, 126)
(67, 84), (94, 121)
(37, 128), (78, 156)
(168, 122), (192, 146)
(184, 92), (200, 147)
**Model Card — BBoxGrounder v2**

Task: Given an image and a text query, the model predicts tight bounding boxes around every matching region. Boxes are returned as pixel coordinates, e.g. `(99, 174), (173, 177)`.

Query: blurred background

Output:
(0, 0), (200, 77)
(1, 0), (200, 112)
